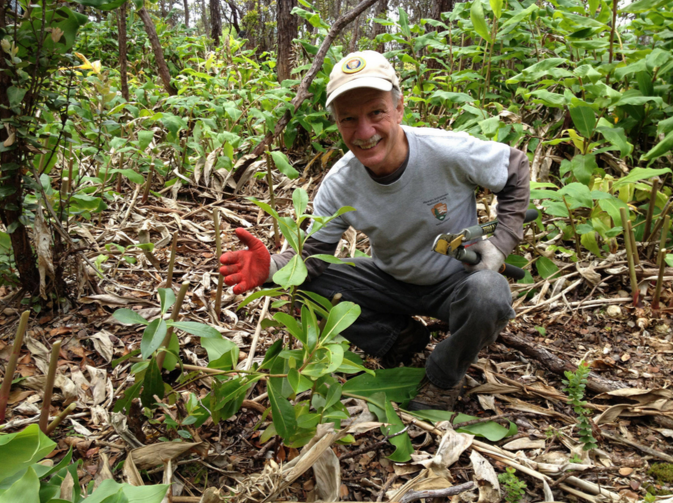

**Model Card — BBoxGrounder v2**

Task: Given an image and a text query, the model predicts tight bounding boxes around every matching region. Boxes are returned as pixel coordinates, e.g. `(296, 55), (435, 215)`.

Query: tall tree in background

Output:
(431, 0), (453, 23)
(210, 0), (222, 44)
(276, 0), (297, 82)
(137, 7), (177, 95)
(183, 0), (189, 27)
(372, 0), (387, 52)
(200, 0), (209, 34)
(118, 1), (130, 100)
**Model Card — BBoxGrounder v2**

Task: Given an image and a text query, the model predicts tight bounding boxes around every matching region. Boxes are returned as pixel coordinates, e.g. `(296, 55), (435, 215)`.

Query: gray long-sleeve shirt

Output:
(270, 128), (530, 284)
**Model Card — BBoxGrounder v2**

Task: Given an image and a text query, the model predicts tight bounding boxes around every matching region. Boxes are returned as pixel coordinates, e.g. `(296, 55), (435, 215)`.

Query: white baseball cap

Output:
(325, 51), (401, 108)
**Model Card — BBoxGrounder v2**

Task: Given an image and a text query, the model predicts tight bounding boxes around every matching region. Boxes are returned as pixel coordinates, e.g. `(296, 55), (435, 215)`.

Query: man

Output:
(219, 51), (530, 410)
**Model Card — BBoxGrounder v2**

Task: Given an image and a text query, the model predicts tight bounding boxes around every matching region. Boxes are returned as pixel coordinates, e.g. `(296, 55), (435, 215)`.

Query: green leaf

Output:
(0, 424), (56, 483)
(113, 169), (145, 185)
(323, 384), (342, 411)
(84, 479), (169, 503)
(343, 367), (425, 403)
(7, 87), (27, 109)
(596, 127), (633, 158)
(238, 288), (284, 310)
(470, 0), (492, 43)
(307, 254), (355, 266)
(598, 197), (628, 226)
(320, 301), (361, 343)
(140, 358), (164, 408)
(536, 256), (559, 279)
(273, 255), (308, 288)
(398, 7), (411, 37)
(141, 319), (167, 359)
(137, 130), (154, 151)
(248, 198), (281, 220)
(292, 188), (308, 217)
(202, 336), (238, 365)
(170, 321), (220, 338)
(113, 309), (149, 326)
(500, 3), (538, 28)
(641, 130), (673, 162)
(430, 91), (474, 104)
(570, 154), (598, 186)
(268, 380), (298, 440)
(612, 168), (672, 188)
(383, 400), (413, 462)
(276, 216), (300, 252)
(158, 288), (176, 316)
(559, 183), (593, 209)
(408, 411), (515, 441)
(489, 0), (503, 18)
(274, 312), (307, 346)
(581, 232), (602, 257)
(569, 107), (596, 140)
(269, 151), (299, 179)
(0, 466), (40, 503)
(71, 0), (127, 10)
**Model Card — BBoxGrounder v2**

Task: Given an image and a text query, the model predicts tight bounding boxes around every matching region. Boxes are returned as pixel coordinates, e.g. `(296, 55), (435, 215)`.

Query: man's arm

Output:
(267, 237), (339, 282)
(490, 147), (531, 257)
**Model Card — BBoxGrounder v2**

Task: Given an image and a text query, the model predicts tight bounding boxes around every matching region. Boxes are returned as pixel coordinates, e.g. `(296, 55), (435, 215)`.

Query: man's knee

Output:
(461, 270), (514, 315)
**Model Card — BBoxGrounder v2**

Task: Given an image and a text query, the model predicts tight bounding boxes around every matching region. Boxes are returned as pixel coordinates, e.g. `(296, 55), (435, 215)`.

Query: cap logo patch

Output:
(342, 57), (366, 74)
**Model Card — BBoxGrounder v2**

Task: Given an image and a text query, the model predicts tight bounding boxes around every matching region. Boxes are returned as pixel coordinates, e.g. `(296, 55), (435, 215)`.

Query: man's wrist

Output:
(266, 258), (279, 283)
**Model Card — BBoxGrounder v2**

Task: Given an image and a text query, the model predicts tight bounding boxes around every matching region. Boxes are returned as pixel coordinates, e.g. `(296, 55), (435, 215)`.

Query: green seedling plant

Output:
(0, 424), (168, 502)
(563, 360), (598, 451)
(498, 467), (528, 503)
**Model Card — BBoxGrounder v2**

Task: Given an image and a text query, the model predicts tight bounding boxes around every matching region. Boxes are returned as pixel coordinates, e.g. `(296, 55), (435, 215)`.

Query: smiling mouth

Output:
(356, 138), (381, 150)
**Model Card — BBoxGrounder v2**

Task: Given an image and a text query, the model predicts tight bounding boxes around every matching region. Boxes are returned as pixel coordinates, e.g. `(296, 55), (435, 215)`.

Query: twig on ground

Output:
(400, 482), (476, 503)
(46, 402), (77, 435)
(376, 473), (398, 502)
(601, 430), (673, 463)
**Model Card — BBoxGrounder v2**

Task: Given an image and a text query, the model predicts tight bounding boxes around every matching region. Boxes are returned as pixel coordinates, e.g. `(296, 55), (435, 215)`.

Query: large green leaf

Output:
(158, 288), (176, 316)
(0, 466), (40, 503)
(292, 188), (308, 217)
(84, 479), (169, 503)
(140, 358), (164, 408)
(559, 183), (593, 209)
(320, 301), (361, 343)
(536, 256), (559, 279)
(273, 255), (308, 288)
(141, 319), (167, 359)
(270, 151), (299, 179)
(470, 0), (492, 43)
(274, 312), (307, 346)
(409, 411), (515, 441)
(489, 0), (503, 19)
(569, 106), (596, 139)
(343, 367), (425, 403)
(71, 0), (126, 10)
(641, 130), (673, 162)
(170, 321), (220, 338)
(307, 254), (355, 266)
(0, 425), (56, 483)
(596, 127), (633, 158)
(612, 167), (672, 188)
(268, 380), (298, 440)
(598, 197), (628, 226)
(570, 154), (598, 186)
(581, 232), (603, 257)
(383, 400), (413, 462)
(113, 309), (149, 326)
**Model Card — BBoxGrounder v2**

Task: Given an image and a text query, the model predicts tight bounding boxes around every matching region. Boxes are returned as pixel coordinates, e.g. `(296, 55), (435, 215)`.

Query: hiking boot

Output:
(407, 377), (466, 411)
(380, 319), (430, 368)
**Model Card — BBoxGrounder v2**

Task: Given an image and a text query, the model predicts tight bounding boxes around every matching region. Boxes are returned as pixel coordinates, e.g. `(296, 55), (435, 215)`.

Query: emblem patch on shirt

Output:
(432, 203), (448, 221)
(342, 57), (366, 74)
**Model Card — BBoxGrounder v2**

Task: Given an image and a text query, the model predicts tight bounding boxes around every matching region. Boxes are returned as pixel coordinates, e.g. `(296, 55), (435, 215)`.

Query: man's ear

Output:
(396, 93), (405, 124)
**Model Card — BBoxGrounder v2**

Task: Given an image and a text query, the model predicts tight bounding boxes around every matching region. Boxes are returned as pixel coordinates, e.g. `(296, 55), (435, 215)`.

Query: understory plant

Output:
(498, 467), (528, 503)
(0, 424), (168, 502)
(563, 360), (598, 451)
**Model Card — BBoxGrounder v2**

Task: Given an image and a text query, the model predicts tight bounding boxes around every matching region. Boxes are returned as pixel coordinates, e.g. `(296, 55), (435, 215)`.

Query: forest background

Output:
(1, 0), (673, 500)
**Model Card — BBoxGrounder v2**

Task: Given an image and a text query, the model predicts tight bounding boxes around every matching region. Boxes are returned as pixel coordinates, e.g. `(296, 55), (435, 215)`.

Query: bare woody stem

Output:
(562, 196), (582, 258)
(657, 215), (671, 268)
(627, 219), (640, 265)
(265, 151), (281, 249)
(213, 209), (224, 317)
(39, 340), (62, 434)
(620, 207), (639, 304)
(165, 231), (178, 289)
(653, 248), (667, 311)
(46, 402), (77, 435)
(0, 311), (30, 424)
(141, 161), (155, 204)
(643, 179), (660, 242)
(155, 281), (190, 370)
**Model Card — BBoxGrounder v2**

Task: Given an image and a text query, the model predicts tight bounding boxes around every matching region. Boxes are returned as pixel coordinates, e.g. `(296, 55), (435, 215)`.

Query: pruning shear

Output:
(432, 209), (539, 280)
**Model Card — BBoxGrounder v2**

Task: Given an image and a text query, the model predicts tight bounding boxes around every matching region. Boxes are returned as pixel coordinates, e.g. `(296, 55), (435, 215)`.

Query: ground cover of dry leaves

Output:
(1, 160), (673, 503)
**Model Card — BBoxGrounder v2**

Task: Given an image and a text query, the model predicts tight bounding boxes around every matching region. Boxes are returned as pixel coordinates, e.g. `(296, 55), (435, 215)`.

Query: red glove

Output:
(219, 228), (271, 295)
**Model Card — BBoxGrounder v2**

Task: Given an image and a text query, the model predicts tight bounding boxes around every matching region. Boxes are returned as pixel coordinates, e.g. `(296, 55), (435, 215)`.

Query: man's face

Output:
(332, 88), (406, 176)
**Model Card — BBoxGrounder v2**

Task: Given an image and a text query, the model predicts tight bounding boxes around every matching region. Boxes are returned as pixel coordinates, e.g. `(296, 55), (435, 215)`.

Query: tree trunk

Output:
(276, 0), (297, 83)
(225, 0), (241, 33)
(372, 0), (387, 52)
(137, 7), (177, 95)
(118, 1), (130, 100)
(200, 0), (209, 34)
(426, 0), (454, 69)
(160, 0), (167, 18)
(0, 0), (40, 293)
(349, 13), (360, 52)
(210, 0), (222, 44)
(183, 0), (190, 27)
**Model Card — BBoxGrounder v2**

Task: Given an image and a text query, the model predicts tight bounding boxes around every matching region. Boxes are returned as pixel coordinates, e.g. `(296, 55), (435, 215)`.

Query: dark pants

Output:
(302, 258), (515, 388)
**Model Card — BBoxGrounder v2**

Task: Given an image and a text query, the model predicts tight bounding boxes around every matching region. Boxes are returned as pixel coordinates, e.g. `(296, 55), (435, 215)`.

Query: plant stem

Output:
(620, 207), (639, 305)
(653, 248), (666, 311)
(213, 209), (224, 318)
(265, 151), (281, 249)
(0, 311), (30, 424)
(46, 402), (77, 435)
(657, 215), (671, 268)
(39, 340), (62, 434)
(165, 231), (178, 289)
(627, 220), (640, 265)
(608, 0), (617, 66)
(156, 281), (190, 370)
(643, 179), (660, 242)
(141, 160), (155, 204)
(562, 196), (582, 258)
